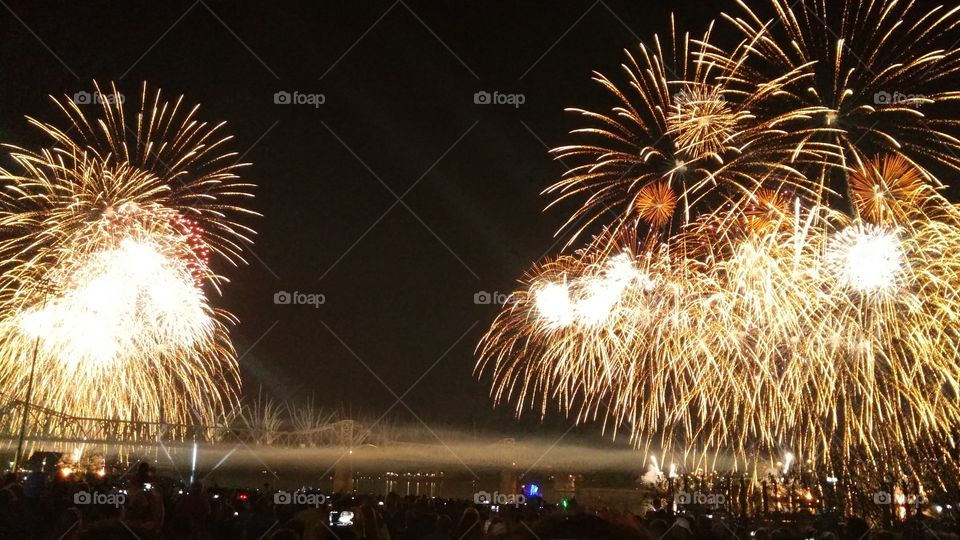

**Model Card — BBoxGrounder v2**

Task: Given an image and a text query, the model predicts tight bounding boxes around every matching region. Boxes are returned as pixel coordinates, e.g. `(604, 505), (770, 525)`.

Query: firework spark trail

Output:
(0, 83), (254, 427)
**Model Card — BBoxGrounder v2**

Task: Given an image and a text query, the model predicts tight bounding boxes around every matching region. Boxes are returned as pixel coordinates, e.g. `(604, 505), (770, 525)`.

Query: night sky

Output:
(0, 0), (743, 435)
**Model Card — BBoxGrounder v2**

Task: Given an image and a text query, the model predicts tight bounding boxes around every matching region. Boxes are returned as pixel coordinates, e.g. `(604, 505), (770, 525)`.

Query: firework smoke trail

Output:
(0, 83), (255, 426)
(478, 0), (960, 485)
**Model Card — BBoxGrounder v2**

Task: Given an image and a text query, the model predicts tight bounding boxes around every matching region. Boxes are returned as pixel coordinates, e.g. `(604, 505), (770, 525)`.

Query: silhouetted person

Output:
(455, 507), (482, 540)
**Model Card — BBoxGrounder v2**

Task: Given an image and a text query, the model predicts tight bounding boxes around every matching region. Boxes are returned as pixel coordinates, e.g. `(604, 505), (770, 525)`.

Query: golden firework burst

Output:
(849, 155), (931, 224)
(0, 82), (254, 426)
(633, 181), (677, 228)
(478, 0), (960, 492)
(546, 17), (828, 247)
(666, 84), (741, 160)
(717, 0), (960, 181)
(742, 188), (792, 233)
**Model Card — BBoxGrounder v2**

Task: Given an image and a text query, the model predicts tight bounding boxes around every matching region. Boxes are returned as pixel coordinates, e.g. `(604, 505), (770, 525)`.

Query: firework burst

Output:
(546, 17), (835, 247)
(0, 83), (254, 426)
(666, 84), (740, 160)
(478, 0), (960, 490)
(717, 0), (960, 186)
(849, 155), (932, 224)
(633, 181), (677, 229)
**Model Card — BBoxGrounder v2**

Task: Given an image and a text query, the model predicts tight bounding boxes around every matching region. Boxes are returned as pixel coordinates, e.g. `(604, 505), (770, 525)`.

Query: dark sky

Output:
(0, 0), (733, 435)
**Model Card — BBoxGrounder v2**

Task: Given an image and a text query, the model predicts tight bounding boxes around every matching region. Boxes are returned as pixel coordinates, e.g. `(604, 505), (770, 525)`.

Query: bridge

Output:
(0, 393), (377, 452)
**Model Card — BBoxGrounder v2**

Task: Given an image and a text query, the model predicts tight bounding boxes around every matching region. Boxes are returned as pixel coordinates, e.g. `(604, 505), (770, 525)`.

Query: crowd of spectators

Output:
(1, 466), (957, 540)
